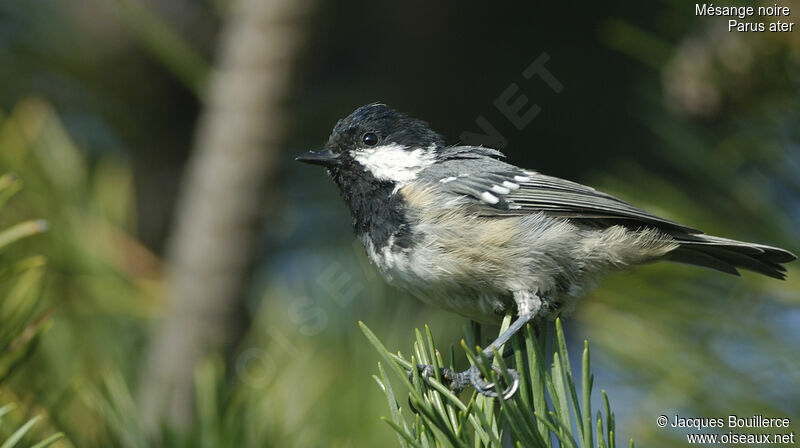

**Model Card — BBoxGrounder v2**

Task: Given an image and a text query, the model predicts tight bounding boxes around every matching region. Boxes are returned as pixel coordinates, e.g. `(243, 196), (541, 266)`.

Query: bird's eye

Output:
(362, 132), (379, 147)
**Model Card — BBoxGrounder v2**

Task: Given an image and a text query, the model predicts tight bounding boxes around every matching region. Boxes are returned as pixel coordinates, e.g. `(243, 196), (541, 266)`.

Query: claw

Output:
(413, 364), (468, 389)
(410, 363), (520, 399)
(467, 364), (520, 399)
(415, 364), (437, 380)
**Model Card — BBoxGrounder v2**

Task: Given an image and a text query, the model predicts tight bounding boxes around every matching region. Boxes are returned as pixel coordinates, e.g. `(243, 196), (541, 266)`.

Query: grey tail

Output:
(665, 234), (796, 280)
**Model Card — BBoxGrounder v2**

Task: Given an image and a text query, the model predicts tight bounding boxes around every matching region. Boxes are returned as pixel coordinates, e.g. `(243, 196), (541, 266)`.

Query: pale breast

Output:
(361, 232), (513, 323)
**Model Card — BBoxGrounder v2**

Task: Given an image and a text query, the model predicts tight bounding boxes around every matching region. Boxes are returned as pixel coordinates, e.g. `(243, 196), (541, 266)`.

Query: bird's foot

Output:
(413, 363), (520, 399)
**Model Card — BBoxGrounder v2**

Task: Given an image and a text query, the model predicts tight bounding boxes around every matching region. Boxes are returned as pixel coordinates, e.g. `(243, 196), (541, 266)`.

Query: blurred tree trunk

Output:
(137, 0), (312, 431)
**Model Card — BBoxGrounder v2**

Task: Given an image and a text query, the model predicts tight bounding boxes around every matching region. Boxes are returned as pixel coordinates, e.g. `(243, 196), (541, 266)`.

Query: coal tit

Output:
(297, 103), (796, 397)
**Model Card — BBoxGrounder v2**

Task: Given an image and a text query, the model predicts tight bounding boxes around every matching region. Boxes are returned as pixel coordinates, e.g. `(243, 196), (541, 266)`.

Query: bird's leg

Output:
(415, 292), (541, 399)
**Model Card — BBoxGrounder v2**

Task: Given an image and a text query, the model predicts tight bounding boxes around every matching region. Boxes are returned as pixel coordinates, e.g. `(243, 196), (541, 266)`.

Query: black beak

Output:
(295, 149), (340, 167)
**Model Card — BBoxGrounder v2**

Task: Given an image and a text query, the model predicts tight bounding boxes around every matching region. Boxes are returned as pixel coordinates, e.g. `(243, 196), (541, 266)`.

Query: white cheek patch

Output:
(352, 144), (436, 185)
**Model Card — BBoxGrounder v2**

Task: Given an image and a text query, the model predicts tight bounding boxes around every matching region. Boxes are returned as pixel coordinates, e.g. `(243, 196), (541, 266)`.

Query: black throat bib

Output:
(329, 166), (413, 251)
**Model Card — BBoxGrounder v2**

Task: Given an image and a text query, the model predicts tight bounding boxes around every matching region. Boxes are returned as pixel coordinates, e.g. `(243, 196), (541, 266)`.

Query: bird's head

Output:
(296, 103), (444, 187)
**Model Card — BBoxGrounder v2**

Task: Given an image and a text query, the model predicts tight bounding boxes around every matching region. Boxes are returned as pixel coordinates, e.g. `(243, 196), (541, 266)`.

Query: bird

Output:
(296, 103), (796, 398)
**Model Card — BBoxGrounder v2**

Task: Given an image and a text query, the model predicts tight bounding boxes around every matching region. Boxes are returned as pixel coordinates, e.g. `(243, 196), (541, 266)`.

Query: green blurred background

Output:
(0, 0), (798, 446)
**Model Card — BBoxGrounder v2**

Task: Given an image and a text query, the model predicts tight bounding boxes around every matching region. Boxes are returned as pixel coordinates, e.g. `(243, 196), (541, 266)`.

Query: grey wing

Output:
(425, 157), (699, 234)
(421, 148), (796, 279)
